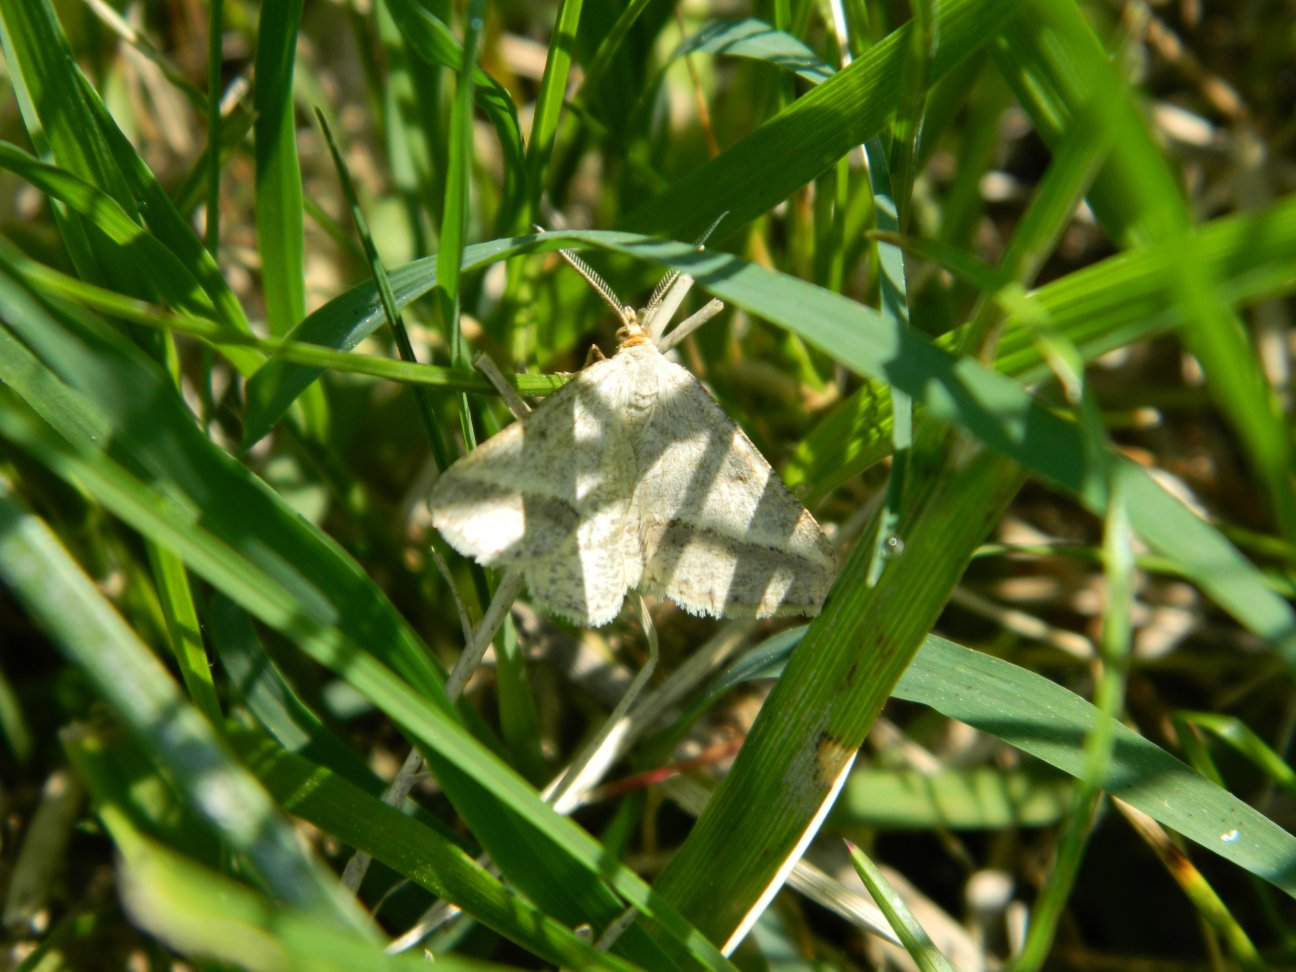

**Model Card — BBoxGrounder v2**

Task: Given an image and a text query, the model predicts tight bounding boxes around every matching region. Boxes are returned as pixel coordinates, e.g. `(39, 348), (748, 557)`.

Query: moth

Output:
(429, 243), (836, 627)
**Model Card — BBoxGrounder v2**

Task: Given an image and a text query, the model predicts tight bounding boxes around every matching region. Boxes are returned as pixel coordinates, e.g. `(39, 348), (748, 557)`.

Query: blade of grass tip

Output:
(669, 18), (836, 87)
(0, 476), (373, 932)
(1174, 712), (1296, 800)
(437, 0), (485, 455)
(846, 842), (956, 972)
(204, 0), (223, 255)
(1113, 800), (1267, 972)
(314, 108), (450, 471)
(1170, 712), (1229, 788)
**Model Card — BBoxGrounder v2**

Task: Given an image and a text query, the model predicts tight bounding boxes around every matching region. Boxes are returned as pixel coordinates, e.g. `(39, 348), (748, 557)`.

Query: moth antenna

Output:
(560, 247), (632, 327)
(642, 272), (695, 341)
(642, 212), (729, 340)
(696, 211), (727, 247)
(536, 225), (634, 329)
(645, 268), (682, 316)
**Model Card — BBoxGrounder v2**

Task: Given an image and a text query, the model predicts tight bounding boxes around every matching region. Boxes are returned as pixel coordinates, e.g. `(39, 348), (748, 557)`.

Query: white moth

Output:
(429, 248), (836, 627)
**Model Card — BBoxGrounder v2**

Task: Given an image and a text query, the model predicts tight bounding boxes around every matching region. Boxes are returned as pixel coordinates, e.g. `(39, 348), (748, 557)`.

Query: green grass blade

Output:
(73, 795), (478, 970)
(897, 637), (1296, 898)
(653, 443), (1026, 947)
(995, 0), (1290, 549)
(833, 767), (1071, 830)
(670, 17), (834, 85)
(74, 72), (251, 336)
(1175, 711), (1296, 801)
(145, 543), (222, 725)
(0, 0), (139, 285)
(315, 108), (451, 470)
(204, 0), (223, 253)
(999, 0), (1296, 558)
(242, 237), (526, 444)
(0, 476), (372, 928)
(207, 593), (387, 792)
(434, 2), (485, 465)
(617, 0), (1027, 241)
(383, 0), (526, 217)
(0, 142), (263, 375)
(520, 0), (582, 226)
(846, 841), (955, 972)
(792, 192), (1296, 493)
(234, 729), (643, 970)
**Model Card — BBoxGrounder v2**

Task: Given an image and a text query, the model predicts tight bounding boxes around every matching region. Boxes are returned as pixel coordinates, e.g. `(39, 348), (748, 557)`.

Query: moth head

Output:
(615, 308), (653, 349)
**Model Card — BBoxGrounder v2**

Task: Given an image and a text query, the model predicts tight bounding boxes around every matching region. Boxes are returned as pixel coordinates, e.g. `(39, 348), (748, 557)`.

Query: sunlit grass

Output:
(1, 1), (1293, 969)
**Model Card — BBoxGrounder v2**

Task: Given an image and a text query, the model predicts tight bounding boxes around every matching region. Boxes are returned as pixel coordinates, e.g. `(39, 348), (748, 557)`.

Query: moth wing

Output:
(429, 357), (638, 625)
(520, 504), (636, 626)
(631, 358), (836, 618)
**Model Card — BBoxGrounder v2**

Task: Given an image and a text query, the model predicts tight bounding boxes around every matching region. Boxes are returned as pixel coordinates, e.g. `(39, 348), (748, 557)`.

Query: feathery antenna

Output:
(535, 225), (634, 329)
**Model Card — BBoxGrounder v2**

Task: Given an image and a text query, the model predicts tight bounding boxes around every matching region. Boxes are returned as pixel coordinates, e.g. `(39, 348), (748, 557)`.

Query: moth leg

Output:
(444, 569), (526, 699)
(472, 351), (532, 421)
